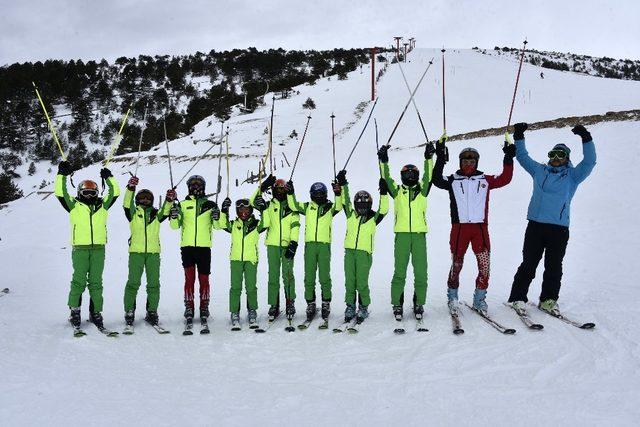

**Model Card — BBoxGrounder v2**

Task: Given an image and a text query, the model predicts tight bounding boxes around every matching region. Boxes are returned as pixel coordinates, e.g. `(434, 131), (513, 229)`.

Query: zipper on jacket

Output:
(355, 215), (363, 249)
(89, 205), (94, 245)
(408, 187), (412, 232)
(194, 199), (198, 247)
(144, 208), (148, 253)
(314, 204), (319, 242)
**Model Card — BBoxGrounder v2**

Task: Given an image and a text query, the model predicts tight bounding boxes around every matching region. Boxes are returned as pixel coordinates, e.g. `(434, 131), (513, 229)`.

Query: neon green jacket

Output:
(170, 196), (222, 248)
(287, 192), (342, 244)
(123, 188), (171, 254)
(380, 158), (433, 233)
(219, 212), (269, 263)
(250, 188), (300, 247)
(55, 174), (120, 247)
(342, 184), (388, 254)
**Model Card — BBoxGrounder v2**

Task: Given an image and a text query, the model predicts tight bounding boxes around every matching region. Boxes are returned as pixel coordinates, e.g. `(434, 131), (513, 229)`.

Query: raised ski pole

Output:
(268, 95), (275, 174)
(397, 63), (430, 143)
(342, 97), (379, 170)
(104, 103), (133, 166)
(214, 121), (225, 203)
(289, 115), (312, 181)
(32, 82), (66, 160)
(441, 47), (447, 134)
(374, 118), (382, 171)
(225, 128), (230, 198)
(386, 59), (433, 146)
(507, 39), (528, 130)
(133, 105), (149, 177)
(163, 119), (174, 189)
(330, 113), (337, 179)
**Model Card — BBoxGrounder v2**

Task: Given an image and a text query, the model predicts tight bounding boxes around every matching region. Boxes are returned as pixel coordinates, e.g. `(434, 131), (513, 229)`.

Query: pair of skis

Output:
(72, 319), (119, 338)
(123, 321), (170, 335)
(393, 314), (429, 335)
(447, 301), (515, 335)
(508, 302), (595, 330)
(183, 318), (209, 335)
(333, 317), (365, 334)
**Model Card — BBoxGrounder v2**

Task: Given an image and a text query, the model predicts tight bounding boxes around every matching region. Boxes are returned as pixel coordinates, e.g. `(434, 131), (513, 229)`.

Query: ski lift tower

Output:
(393, 36), (403, 60)
(403, 43), (409, 62)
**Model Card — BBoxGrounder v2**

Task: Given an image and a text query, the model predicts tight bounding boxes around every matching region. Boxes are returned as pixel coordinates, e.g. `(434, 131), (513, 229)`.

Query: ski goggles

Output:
(460, 158), (477, 166)
(79, 188), (98, 198)
(236, 199), (251, 209)
(547, 150), (567, 160)
(136, 193), (153, 205)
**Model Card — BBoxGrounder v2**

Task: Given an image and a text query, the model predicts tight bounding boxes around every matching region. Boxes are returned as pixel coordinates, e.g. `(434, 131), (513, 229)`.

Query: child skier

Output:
(218, 197), (269, 329)
(341, 171), (389, 322)
(431, 136), (515, 314)
(122, 176), (172, 330)
(377, 142), (435, 320)
(54, 161), (120, 333)
(508, 123), (596, 315)
(250, 175), (300, 322)
(169, 175), (221, 331)
(286, 175), (343, 324)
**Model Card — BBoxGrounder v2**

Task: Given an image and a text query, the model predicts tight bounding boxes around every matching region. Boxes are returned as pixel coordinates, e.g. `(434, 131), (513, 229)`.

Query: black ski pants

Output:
(508, 221), (569, 303)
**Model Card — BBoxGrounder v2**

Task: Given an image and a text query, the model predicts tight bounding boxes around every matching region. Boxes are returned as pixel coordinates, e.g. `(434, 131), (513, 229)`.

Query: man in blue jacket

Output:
(508, 123), (596, 315)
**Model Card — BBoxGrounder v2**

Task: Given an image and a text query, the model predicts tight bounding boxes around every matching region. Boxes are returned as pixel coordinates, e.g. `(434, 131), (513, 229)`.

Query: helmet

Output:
(135, 189), (154, 207)
(400, 164), (419, 187)
(186, 175), (206, 197)
(354, 190), (372, 215)
(309, 182), (328, 204)
(459, 147), (480, 174)
(77, 180), (99, 203)
(236, 198), (253, 221)
(272, 178), (287, 201)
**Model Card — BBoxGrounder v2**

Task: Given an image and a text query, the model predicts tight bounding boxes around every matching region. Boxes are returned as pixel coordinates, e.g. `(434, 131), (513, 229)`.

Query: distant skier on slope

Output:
(508, 123), (596, 315)
(431, 135), (516, 314)
(377, 141), (435, 320)
(54, 161), (120, 330)
(122, 176), (172, 329)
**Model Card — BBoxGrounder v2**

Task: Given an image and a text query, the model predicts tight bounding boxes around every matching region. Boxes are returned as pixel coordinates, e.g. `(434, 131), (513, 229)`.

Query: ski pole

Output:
(174, 134), (225, 188)
(386, 59), (433, 146)
(342, 97), (379, 170)
(330, 113), (337, 179)
(397, 63), (430, 143)
(163, 119), (174, 189)
(32, 82), (66, 160)
(104, 103), (133, 166)
(441, 48), (447, 134)
(214, 122), (225, 202)
(289, 115), (312, 181)
(133, 105), (149, 177)
(225, 128), (230, 198)
(507, 39), (528, 130)
(374, 118), (382, 172)
(268, 95), (275, 174)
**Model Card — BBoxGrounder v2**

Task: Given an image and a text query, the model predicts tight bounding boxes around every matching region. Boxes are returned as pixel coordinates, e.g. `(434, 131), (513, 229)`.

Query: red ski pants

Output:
(447, 223), (490, 290)
(181, 247), (211, 310)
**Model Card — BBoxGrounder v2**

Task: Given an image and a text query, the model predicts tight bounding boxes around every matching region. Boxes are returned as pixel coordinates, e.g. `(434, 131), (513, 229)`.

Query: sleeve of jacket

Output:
(379, 162), (399, 198)
(342, 184), (353, 218)
(54, 174), (75, 212)
(431, 153), (451, 190)
(421, 157), (434, 196)
(570, 140), (596, 184)
(218, 212), (232, 233)
(515, 138), (544, 178)
(289, 213), (300, 243)
(169, 203), (183, 230)
(287, 193), (307, 214)
(157, 201), (172, 223)
(375, 194), (389, 225)
(122, 188), (136, 221)
(332, 191), (343, 215)
(486, 162), (514, 189)
(102, 176), (120, 210)
(249, 187), (261, 208)
(258, 211), (270, 233)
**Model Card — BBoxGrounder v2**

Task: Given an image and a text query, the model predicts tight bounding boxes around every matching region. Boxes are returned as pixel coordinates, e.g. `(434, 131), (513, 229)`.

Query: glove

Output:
(424, 142), (436, 159)
(513, 123), (528, 140)
(435, 142), (447, 159)
(260, 174), (276, 193)
(572, 125), (592, 143)
(221, 197), (232, 214)
(169, 205), (180, 220)
(332, 182), (342, 196)
(100, 168), (113, 179)
(165, 189), (177, 202)
(377, 145), (390, 163)
(127, 176), (139, 190)
(379, 178), (388, 195)
(503, 141), (516, 161)
(336, 169), (348, 186)
(57, 160), (72, 176)
(254, 195), (267, 211)
(286, 180), (294, 195)
(284, 241), (298, 259)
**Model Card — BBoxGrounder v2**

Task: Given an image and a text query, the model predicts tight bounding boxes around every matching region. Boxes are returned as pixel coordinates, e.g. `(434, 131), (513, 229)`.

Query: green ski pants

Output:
(68, 247), (105, 312)
(391, 232), (428, 306)
(304, 242), (332, 303)
(267, 245), (296, 306)
(344, 248), (372, 306)
(123, 252), (161, 312)
(230, 261), (258, 313)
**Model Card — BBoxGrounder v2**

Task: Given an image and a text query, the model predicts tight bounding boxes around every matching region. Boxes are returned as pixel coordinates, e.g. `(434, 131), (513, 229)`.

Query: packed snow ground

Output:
(1, 49), (640, 426)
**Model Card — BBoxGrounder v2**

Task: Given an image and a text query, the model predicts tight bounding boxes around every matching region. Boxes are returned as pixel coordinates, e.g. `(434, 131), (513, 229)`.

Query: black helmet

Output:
(310, 182), (328, 204)
(135, 189), (154, 207)
(236, 198), (253, 220)
(354, 190), (372, 215)
(187, 175), (206, 196)
(459, 147), (480, 169)
(400, 164), (419, 186)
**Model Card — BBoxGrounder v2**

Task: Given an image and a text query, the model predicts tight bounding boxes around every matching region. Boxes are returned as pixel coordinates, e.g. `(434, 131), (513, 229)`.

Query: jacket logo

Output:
(481, 184), (487, 188)
(186, 206), (194, 210)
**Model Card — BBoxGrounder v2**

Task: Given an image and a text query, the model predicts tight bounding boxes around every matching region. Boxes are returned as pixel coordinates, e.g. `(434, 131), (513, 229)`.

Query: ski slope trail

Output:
(1, 48), (640, 425)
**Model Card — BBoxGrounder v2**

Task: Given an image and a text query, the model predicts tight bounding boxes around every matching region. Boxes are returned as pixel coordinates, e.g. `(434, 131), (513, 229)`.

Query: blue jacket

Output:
(515, 137), (596, 227)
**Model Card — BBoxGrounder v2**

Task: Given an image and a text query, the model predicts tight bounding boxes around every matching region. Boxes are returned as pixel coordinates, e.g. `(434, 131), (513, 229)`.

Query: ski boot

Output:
(285, 300), (296, 320)
(230, 312), (241, 330)
(124, 310), (135, 327)
(510, 300), (527, 316)
(539, 299), (560, 316)
(145, 310), (159, 326)
(473, 289), (488, 314)
(357, 304), (369, 321)
(89, 312), (104, 329)
(447, 288), (460, 313)
(184, 307), (194, 320)
(413, 305), (424, 320)
(200, 306), (210, 320)
(345, 304), (356, 322)
(305, 301), (317, 322)
(321, 301), (330, 320)
(393, 305), (403, 321)
(247, 308), (258, 328)
(69, 308), (81, 328)
(268, 305), (280, 322)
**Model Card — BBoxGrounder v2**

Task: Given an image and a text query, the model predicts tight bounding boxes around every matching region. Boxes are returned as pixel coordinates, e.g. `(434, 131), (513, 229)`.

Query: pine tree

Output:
(0, 173), (23, 204)
(28, 162), (36, 176)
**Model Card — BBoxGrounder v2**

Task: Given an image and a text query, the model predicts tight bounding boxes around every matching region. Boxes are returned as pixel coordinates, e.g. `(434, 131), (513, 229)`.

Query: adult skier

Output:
(169, 175), (221, 329)
(431, 136), (515, 314)
(122, 176), (172, 329)
(55, 161), (120, 331)
(508, 123), (596, 315)
(218, 197), (269, 329)
(250, 175), (300, 322)
(378, 141), (435, 320)
(286, 176), (343, 324)
(341, 172), (389, 321)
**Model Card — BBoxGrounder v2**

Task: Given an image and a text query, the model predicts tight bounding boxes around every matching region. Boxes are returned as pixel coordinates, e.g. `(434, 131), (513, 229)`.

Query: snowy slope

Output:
(1, 48), (640, 426)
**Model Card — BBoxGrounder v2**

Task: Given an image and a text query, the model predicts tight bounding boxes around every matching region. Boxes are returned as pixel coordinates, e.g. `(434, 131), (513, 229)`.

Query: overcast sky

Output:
(1, 0), (638, 65)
